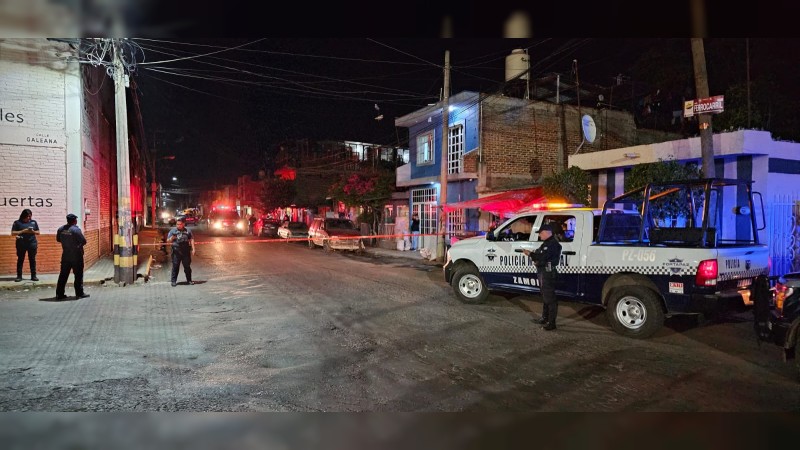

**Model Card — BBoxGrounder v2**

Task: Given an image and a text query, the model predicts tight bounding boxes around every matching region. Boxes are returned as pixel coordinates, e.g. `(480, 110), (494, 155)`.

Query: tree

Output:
(624, 159), (702, 224)
(259, 177), (296, 212)
(329, 169), (395, 231)
(541, 166), (591, 206)
(624, 159), (702, 193)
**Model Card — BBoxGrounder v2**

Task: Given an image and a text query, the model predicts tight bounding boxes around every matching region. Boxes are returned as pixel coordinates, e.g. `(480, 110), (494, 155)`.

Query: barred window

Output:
(447, 124), (464, 174)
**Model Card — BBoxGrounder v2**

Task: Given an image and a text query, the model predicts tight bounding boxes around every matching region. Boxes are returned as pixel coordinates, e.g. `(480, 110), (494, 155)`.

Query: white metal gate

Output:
(768, 194), (800, 276)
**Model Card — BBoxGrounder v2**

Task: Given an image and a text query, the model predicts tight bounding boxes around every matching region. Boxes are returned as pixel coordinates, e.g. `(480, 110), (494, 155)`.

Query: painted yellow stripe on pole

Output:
(119, 256), (134, 268)
(113, 234), (120, 245)
(114, 254), (120, 265)
(133, 234), (138, 245)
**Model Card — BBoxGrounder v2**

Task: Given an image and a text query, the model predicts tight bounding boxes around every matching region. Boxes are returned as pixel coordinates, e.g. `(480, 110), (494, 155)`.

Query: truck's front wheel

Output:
(451, 265), (489, 304)
(606, 286), (665, 339)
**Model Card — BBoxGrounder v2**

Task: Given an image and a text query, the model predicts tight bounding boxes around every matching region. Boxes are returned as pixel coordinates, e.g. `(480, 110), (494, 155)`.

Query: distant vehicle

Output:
(176, 212), (199, 226)
(277, 221), (309, 240)
(307, 217), (364, 252)
(208, 210), (246, 235)
(257, 218), (282, 238)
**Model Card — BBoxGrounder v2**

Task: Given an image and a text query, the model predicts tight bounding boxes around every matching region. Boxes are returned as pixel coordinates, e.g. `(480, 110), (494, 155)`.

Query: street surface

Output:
(1, 227), (799, 411)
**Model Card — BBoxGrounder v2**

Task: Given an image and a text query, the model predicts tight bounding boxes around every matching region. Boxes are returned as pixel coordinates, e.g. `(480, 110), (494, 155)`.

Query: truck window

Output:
(541, 215), (576, 242)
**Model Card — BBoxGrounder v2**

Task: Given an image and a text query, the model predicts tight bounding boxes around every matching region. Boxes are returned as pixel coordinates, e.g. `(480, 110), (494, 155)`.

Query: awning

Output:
(443, 187), (545, 216)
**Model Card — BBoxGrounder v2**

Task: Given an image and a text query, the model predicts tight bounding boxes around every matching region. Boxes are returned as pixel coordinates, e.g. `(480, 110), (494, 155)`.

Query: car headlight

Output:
(236, 222), (244, 229)
(213, 221), (222, 229)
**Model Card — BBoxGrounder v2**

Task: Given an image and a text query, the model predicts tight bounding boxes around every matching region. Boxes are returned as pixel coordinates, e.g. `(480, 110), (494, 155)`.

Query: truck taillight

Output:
(695, 259), (718, 286)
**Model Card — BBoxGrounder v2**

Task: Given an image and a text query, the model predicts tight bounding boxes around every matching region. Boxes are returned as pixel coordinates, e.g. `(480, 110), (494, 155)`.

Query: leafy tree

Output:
(259, 177), (296, 212)
(624, 159), (702, 224)
(329, 169), (395, 231)
(624, 159), (702, 192)
(541, 166), (591, 205)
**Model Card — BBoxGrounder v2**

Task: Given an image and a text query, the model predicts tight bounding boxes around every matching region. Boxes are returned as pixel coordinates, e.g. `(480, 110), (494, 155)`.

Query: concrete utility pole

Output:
(112, 39), (136, 284)
(437, 50), (450, 263)
(691, 38), (715, 178)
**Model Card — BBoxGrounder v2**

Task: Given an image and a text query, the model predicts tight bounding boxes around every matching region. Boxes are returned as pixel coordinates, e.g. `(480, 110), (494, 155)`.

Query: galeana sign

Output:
(0, 125), (66, 148)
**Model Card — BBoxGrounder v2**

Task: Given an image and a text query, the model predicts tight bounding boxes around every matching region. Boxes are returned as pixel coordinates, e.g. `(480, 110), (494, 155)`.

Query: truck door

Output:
(482, 214), (539, 293)
(539, 214), (583, 297)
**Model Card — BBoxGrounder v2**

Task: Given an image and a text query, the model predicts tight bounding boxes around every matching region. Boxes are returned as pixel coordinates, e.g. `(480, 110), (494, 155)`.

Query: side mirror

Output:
(486, 231), (496, 241)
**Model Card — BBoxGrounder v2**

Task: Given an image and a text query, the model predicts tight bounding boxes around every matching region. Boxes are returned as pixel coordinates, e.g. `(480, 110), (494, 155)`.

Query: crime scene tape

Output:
(137, 233), (445, 246)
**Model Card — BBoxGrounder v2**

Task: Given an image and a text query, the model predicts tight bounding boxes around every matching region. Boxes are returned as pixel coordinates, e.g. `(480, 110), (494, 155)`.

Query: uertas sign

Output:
(683, 95), (725, 118)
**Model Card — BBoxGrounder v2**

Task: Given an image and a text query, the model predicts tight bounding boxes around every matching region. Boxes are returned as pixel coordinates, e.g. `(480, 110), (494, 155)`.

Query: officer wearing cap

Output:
(523, 222), (562, 330)
(55, 213), (89, 300)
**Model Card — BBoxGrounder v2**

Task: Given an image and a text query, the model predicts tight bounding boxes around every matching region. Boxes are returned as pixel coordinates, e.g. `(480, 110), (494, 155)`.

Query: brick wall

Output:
(479, 97), (641, 191)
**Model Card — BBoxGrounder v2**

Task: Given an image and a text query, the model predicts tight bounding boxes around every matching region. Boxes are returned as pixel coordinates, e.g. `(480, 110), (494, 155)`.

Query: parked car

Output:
(277, 221), (309, 240)
(208, 210), (247, 235)
(257, 218), (282, 238)
(307, 217), (364, 252)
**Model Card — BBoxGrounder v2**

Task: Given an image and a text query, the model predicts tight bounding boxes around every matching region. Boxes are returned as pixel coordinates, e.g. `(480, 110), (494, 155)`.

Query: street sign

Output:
(683, 95), (724, 118)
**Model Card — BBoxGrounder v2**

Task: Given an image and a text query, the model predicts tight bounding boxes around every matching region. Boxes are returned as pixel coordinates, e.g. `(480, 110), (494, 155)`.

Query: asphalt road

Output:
(1, 228), (799, 412)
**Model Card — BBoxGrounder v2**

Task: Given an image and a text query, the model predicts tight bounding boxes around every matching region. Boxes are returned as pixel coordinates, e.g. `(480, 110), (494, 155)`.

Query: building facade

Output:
(394, 90), (665, 253)
(0, 38), (146, 274)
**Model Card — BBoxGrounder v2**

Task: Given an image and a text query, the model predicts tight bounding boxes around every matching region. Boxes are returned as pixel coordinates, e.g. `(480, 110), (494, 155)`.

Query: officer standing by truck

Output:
(524, 223), (562, 331)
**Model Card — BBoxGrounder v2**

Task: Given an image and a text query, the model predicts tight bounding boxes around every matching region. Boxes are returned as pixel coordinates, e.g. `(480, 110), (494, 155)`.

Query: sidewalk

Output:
(0, 227), (165, 291)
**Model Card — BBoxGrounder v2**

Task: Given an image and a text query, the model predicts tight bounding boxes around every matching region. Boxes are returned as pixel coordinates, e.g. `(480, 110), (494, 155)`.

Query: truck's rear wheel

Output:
(451, 265), (489, 304)
(606, 286), (665, 339)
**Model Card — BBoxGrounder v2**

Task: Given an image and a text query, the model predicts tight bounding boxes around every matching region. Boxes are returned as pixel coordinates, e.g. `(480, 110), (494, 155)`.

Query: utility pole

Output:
(111, 38), (136, 284)
(691, 38), (715, 178)
(437, 50), (450, 262)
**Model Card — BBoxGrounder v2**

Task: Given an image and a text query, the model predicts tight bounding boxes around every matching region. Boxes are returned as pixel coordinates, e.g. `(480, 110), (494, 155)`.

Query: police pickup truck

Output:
(444, 178), (770, 339)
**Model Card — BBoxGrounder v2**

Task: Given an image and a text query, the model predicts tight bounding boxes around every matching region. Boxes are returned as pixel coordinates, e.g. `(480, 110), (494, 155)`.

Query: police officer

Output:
(523, 223), (562, 330)
(56, 213), (89, 300)
(11, 208), (40, 282)
(167, 217), (195, 286)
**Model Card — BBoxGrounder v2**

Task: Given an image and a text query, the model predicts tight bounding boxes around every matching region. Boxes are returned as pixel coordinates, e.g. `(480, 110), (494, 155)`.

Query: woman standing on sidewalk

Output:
(11, 208), (40, 282)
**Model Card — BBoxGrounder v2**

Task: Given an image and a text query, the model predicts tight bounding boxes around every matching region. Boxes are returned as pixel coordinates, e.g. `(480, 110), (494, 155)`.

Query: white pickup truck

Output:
(444, 178), (770, 339)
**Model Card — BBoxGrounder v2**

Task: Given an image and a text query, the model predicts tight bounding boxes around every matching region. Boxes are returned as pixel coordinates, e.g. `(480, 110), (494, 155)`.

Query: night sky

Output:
(132, 37), (800, 190)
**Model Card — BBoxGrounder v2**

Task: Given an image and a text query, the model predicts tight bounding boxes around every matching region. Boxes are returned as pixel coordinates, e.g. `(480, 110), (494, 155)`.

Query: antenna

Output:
(574, 114), (596, 155)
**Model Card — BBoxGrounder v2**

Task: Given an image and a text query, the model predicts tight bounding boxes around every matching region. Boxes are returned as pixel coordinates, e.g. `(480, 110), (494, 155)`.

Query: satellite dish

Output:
(581, 114), (597, 143)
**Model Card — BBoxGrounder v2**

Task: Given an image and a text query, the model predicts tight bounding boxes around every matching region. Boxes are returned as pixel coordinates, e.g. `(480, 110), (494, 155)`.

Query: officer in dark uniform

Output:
(56, 213), (89, 300)
(524, 223), (562, 330)
(167, 217), (195, 286)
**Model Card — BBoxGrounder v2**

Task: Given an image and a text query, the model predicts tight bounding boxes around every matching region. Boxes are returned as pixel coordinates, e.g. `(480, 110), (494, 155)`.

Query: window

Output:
(416, 131), (434, 165)
(447, 209), (464, 237)
(448, 124), (464, 174)
(542, 215), (577, 242)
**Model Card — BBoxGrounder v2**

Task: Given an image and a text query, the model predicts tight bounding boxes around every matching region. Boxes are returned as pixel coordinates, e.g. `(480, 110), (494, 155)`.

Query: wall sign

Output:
(0, 125), (66, 148)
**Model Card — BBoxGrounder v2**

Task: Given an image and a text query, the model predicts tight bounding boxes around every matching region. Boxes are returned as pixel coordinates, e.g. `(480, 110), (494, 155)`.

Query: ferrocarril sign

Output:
(683, 95), (725, 118)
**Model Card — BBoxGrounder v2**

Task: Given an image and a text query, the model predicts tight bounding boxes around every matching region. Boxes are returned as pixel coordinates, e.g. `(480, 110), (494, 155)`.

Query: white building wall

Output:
(0, 39), (71, 233)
